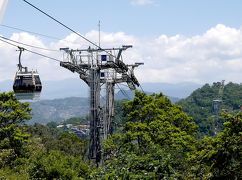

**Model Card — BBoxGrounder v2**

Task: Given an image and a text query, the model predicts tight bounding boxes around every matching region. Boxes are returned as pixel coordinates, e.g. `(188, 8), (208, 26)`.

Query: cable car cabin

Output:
(13, 70), (42, 93)
(13, 47), (42, 100)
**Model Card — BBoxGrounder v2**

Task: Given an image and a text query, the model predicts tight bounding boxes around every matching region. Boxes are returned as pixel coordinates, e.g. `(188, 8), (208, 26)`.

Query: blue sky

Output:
(1, 0), (242, 85)
(3, 0), (242, 38)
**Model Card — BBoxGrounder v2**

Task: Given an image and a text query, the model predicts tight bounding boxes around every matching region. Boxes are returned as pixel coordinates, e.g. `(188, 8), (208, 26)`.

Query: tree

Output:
(0, 92), (91, 178)
(46, 121), (58, 129)
(124, 91), (197, 134)
(194, 112), (242, 179)
(93, 91), (198, 179)
(0, 92), (32, 178)
(0, 92), (31, 128)
(0, 92), (31, 158)
(29, 150), (90, 179)
(178, 82), (242, 137)
(55, 133), (87, 158)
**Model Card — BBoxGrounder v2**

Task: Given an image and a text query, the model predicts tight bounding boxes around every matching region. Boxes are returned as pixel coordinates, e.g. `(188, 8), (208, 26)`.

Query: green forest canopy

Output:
(178, 82), (242, 137)
(0, 91), (241, 179)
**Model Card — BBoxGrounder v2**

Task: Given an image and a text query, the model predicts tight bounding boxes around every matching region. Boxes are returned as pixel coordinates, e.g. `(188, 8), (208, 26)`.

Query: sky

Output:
(1, 0), (242, 85)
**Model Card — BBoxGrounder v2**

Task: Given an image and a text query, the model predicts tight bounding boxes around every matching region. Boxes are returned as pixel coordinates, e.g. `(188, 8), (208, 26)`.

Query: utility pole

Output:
(60, 46), (143, 165)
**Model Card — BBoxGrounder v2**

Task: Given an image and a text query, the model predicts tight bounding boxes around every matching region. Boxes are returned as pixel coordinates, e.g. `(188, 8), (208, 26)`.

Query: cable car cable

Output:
(119, 83), (129, 88)
(0, 24), (62, 41)
(139, 84), (145, 93)
(116, 84), (130, 99)
(0, 35), (59, 52)
(0, 38), (61, 62)
(25, 49), (61, 62)
(0, 37), (25, 48)
(22, 0), (115, 58)
(0, 24), (82, 45)
(120, 82), (145, 95)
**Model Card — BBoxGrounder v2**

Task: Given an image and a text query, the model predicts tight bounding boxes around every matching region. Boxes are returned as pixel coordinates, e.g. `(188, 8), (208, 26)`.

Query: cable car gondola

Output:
(13, 47), (42, 99)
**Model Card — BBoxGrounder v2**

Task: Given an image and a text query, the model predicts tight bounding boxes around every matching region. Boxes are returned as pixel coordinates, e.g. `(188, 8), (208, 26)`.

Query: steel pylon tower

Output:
(211, 80), (225, 135)
(212, 80), (225, 116)
(60, 46), (143, 165)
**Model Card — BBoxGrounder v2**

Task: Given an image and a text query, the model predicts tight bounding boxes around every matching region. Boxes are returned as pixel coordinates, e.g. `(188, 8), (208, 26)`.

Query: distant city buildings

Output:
(57, 123), (90, 138)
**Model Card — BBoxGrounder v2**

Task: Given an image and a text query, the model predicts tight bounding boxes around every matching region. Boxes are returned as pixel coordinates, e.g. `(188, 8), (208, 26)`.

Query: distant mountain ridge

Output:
(0, 78), (89, 99)
(0, 78), (202, 99)
(141, 82), (202, 98)
(29, 97), (89, 124)
(29, 92), (181, 125)
(115, 90), (180, 103)
(1, 78), (202, 124)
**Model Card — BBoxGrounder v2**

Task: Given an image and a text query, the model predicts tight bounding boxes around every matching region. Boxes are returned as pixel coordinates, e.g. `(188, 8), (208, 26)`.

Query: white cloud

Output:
(0, 33), (77, 82)
(131, 0), (156, 6)
(134, 24), (242, 83)
(1, 24), (242, 85)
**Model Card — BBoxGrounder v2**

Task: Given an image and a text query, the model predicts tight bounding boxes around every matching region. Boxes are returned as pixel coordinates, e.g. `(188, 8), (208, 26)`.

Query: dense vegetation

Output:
(0, 91), (241, 179)
(178, 82), (242, 137)
(0, 92), (90, 179)
(93, 91), (241, 179)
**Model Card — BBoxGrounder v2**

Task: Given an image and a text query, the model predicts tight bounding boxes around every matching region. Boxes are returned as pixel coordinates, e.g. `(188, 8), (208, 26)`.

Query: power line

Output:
(0, 38), (61, 62)
(22, 0), (115, 58)
(0, 35), (59, 52)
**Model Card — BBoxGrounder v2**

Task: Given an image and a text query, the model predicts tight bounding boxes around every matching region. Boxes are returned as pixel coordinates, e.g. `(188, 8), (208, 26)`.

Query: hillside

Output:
(29, 91), (180, 124)
(2, 91), (241, 179)
(178, 82), (242, 137)
(29, 97), (89, 124)
(141, 82), (201, 98)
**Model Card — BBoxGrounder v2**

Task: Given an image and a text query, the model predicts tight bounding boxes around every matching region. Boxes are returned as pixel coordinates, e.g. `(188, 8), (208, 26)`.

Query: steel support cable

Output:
(119, 81), (144, 93)
(1, 24), (62, 41)
(0, 38), (61, 62)
(116, 84), (130, 99)
(119, 83), (130, 88)
(0, 24), (84, 45)
(139, 84), (145, 93)
(25, 49), (61, 62)
(22, 0), (115, 58)
(0, 35), (59, 52)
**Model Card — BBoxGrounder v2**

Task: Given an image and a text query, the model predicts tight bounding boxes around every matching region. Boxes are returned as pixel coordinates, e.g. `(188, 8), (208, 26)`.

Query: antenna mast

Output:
(98, 20), (101, 47)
